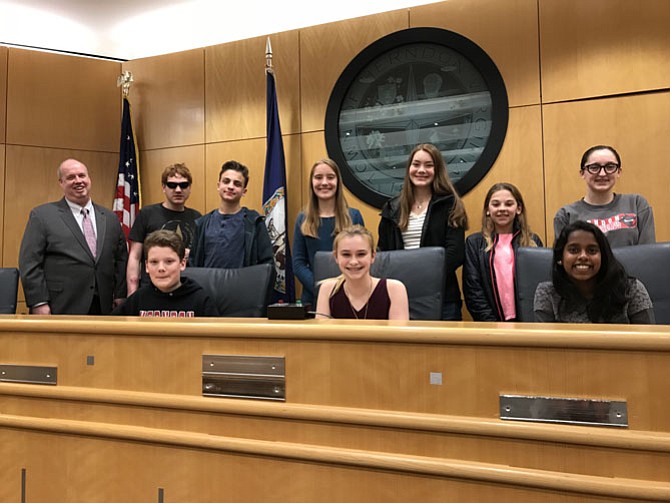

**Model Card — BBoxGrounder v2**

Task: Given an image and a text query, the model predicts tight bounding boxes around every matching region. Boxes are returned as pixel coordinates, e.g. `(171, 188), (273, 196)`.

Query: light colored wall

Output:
(1, 0), (669, 306)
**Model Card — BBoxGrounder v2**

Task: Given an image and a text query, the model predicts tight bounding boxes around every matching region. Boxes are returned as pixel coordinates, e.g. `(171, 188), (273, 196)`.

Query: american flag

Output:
(113, 97), (140, 239)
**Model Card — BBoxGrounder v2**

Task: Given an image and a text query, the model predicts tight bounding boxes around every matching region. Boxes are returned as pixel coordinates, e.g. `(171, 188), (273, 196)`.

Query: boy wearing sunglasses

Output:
(553, 145), (655, 247)
(126, 163), (202, 295)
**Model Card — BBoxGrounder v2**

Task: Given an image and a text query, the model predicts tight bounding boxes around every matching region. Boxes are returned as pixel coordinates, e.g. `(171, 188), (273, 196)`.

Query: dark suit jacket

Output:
(19, 198), (128, 314)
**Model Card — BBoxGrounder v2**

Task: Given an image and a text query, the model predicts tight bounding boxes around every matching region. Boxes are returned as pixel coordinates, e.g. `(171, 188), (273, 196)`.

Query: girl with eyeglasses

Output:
(534, 221), (654, 324)
(553, 145), (655, 247)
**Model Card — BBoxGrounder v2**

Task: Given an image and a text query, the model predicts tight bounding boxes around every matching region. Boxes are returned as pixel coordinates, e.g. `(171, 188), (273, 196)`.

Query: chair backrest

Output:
(313, 247), (445, 320)
(0, 268), (19, 314)
(181, 263), (274, 317)
(515, 243), (670, 324)
(515, 247), (553, 322)
(614, 243), (670, 324)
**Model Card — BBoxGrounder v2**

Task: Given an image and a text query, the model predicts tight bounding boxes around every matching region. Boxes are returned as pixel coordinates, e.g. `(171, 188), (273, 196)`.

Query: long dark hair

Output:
(552, 221), (629, 322)
(397, 143), (467, 230)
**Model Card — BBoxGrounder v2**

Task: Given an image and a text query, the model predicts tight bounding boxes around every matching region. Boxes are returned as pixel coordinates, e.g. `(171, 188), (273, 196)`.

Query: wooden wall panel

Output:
(0, 144), (4, 265)
(411, 0), (541, 107)
(3, 146), (119, 268)
(205, 31), (300, 143)
(0, 46), (6, 142)
(6, 49), (120, 151)
(463, 105), (546, 244)
(204, 136), (302, 225)
(540, 0), (670, 103)
(138, 146), (207, 215)
(300, 11), (409, 133)
(542, 92), (670, 244)
(123, 49), (205, 150)
(3, 429), (631, 503)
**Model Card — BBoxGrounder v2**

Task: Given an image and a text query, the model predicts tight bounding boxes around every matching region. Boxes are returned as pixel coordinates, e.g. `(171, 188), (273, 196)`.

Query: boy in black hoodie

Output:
(113, 230), (219, 317)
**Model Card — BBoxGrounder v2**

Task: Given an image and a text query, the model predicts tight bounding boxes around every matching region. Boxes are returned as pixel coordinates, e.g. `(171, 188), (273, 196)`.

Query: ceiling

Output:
(0, 0), (441, 60)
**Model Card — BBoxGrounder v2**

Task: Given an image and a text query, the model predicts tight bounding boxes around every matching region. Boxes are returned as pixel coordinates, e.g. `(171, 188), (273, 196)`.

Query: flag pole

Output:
(113, 71), (141, 240)
(262, 37), (296, 303)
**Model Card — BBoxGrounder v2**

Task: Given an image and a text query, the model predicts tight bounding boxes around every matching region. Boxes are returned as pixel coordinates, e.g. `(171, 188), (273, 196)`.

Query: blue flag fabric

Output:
(113, 97), (140, 239)
(263, 70), (295, 303)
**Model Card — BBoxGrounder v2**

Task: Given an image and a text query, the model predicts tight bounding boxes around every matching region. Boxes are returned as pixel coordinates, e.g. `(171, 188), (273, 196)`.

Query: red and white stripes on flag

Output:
(113, 97), (141, 239)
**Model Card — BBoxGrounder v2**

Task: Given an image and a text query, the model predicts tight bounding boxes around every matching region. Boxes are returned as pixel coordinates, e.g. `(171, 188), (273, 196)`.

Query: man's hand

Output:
(30, 304), (51, 315)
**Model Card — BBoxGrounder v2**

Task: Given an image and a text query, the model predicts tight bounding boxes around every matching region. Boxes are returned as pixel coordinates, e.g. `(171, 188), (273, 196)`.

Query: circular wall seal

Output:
(325, 28), (509, 208)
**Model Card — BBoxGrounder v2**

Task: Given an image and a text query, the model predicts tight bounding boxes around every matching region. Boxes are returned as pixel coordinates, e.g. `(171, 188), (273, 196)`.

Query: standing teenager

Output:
(463, 182), (542, 321)
(378, 143), (467, 320)
(293, 159), (363, 306)
(554, 145), (655, 247)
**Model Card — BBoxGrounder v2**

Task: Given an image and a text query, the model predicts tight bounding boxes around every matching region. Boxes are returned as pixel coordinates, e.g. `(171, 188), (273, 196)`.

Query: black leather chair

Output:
(515, 243), (670, 324)
(181, 263), (274, 317)
(313, 247), (445, 320)
(0, 268), (19, 314)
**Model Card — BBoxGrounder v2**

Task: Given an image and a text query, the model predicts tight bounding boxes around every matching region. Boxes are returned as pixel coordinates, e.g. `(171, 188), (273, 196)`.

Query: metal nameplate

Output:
(202, 355), (285, 401)
(499, 394), (627, 427)
(0, 364), (57, 385)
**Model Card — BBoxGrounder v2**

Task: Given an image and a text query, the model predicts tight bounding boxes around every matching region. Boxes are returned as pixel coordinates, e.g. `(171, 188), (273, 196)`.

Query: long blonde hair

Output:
(397, 144), (467, 230)
(329, 225), (375, 297)
(481, 182), (538, 252)
(300, 159), (352, 238)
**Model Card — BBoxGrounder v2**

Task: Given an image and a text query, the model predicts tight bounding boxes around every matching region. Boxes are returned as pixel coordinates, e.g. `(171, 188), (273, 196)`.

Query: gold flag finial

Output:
(117, 70), (134, 98)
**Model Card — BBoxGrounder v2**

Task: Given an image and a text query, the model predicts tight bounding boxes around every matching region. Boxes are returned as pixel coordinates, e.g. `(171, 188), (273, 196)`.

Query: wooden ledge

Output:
(1, 316), (670, 349)
(2, 383), (670, 452)
(1, 412), (669, 500)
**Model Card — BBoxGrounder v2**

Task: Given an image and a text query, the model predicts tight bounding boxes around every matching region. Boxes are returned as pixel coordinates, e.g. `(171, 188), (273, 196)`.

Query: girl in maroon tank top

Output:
(315, 225), (409, 320)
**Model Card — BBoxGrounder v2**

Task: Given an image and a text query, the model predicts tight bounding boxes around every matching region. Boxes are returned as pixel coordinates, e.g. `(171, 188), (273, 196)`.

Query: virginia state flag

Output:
(113, 97), (140, 239)
(262, 70), (295, 303)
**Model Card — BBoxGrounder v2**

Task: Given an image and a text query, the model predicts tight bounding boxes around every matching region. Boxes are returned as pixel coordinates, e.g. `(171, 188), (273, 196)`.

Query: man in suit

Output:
(19, 158), (128, 314)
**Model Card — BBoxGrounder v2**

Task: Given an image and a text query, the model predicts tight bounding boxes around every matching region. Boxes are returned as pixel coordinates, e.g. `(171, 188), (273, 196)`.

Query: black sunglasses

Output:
(165, 181), (190, 189)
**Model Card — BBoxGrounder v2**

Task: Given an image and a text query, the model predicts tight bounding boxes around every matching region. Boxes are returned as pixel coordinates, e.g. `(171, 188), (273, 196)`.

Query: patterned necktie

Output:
(81, 208), (97, 256)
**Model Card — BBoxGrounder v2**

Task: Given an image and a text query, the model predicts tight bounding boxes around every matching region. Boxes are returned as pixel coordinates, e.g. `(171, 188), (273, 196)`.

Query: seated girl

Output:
(463, 182), (542, 321)
(315, 225), (409, 320)
(534, 221), (654, 324)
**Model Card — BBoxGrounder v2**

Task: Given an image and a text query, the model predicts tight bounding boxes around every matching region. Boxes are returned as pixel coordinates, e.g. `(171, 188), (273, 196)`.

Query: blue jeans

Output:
(442, 300), (463, 321)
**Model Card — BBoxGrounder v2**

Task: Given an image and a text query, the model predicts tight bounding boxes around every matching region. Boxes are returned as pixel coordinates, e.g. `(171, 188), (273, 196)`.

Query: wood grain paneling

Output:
(542, 92), (670, 244)
(2, 319), (670, 501)
(300, 10), (409, 133)
(411, 0), (541, 108)
(205, 31), (300, 143)
(123, 49), (205, 150)
(138, 145), (206, 214)
(6, 49), (120, 151)
(3, 428), (645, 503)
(3, 146), (119, 268)
(204, 136), (302, 224)
(0, 46), (7, 142)
(0, 144), (4, 265)
(540, 0), (670, 103)
(463, 105), (546, 244)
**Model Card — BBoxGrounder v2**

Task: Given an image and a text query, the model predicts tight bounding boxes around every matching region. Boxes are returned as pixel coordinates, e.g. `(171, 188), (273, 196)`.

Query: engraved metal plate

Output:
(499, 395), (627, 427)
(202, 355), (285, 401)
(0, 364), (57, 385)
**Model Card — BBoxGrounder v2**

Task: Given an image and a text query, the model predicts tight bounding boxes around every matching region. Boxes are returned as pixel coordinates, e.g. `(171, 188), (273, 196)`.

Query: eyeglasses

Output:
(165, 181), (190, 189)
(582, 163), (620, 175)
